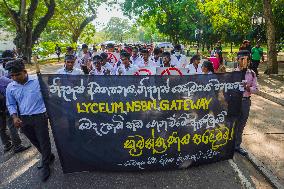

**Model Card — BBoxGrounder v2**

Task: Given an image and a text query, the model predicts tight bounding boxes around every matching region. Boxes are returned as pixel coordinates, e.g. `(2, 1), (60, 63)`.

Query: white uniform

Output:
(150, 56), (163, 67)
(186, 63), (203, 75)
(56, 67), (84, 75)
(141, 57), (158, 68)
(130, 56), (144, 68)
(107, 52), (120, 67)
(171, 54), (188, 68)
(89, 68), (106, 75)
(102, 62), (114, 75)
(116, 64), (139, 75)
(0, 64), (8, 77)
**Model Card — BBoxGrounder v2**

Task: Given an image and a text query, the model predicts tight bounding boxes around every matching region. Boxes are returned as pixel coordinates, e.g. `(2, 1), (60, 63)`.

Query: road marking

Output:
(229, 159), (254, 189)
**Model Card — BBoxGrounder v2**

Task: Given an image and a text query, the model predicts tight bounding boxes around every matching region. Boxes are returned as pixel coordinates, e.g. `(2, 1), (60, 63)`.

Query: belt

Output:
(21, 112), (47, 118)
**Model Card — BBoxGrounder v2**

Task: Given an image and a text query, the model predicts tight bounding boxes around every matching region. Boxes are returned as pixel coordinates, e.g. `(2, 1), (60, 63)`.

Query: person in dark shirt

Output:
(0, 76), (31, 154)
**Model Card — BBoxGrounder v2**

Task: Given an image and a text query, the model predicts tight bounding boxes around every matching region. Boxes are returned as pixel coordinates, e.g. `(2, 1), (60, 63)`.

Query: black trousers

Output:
(21, 113), (51, 166)
(251, 60), (260, 76)
(235, 98), (251, 149)
(0, 111), (22, 148)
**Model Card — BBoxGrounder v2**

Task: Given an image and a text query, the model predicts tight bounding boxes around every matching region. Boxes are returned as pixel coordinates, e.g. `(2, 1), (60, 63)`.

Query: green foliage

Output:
(121, 0), (283, 45)
(103, 17), (131, 42)
(79, 23), (96, 44)
(33, 42), (76, 57)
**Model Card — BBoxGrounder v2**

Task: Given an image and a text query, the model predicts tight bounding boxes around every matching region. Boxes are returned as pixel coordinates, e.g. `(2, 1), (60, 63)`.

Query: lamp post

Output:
(251, 13), (265, 42)
(195, 29), (203, 53)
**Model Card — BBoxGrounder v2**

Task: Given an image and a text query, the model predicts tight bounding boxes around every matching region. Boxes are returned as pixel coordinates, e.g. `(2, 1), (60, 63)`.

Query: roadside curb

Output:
(256, 90), (284, 106)
(244, 148), (284, 189)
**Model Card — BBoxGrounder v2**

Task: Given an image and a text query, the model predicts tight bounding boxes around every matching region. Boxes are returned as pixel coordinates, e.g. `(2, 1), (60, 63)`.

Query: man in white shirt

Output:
(56, 55), (83, 75)
(130, 47), (143, 67)
(78, 44), (92, 74)
(89, 55), (107, 75)
(116, 52), (139, 75)
(186, 55), (203, 75)
(150, 48), (163, 67)
(106, 43), (120, 67)
(100, 53), (113, 75)
(161, 52), (174, 67)
(171, 44), (188, 68)
(140, 49), (158, 68)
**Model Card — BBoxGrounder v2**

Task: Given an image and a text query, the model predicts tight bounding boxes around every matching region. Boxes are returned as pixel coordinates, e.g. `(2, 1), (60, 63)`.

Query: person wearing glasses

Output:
(5, 59), (54, 182)
(56, 55), (83, 75)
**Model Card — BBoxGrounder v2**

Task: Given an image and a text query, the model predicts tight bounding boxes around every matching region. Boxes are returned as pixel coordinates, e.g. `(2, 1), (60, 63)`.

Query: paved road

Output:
(0, 63), (274, 189)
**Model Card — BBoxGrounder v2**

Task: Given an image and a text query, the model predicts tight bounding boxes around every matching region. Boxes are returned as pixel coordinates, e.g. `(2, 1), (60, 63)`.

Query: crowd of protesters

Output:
(0, 40), (259, 182)
(57, 42), (229, 76)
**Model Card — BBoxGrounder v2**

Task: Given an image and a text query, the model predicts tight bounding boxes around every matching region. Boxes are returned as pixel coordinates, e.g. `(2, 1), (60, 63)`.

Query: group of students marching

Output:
(0, 41), (259, 182)
(57, 43), (224, 76)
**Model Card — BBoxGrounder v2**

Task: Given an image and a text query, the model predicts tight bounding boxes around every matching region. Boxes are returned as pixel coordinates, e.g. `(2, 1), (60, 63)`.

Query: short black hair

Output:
(120, 52), (131, 59)
(2, 50), (14, 59)
(140, 49), (149, 54)
(162, 52), (171, 59)
(237, 50), (250, 59)
(5, 59), (25, 74)
(190, 55), (201, 63)
(107, 43), (115, 48)
(66, 46), (73, 51)
(93, 55), (103, 62)
(132, 47), (139, 52)
(82, 44), (88, 49)
(153, 48), (162, 55)
(65, 55), (75, 61)
(175, 44), (182, 50)
(100, 52), (108, 60)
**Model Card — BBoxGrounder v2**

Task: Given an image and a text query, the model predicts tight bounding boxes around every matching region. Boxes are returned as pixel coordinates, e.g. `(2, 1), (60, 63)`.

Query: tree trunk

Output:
(263, 0), (278, 74)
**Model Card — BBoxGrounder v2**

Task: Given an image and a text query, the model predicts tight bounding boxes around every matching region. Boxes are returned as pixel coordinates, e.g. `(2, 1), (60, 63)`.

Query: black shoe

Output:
(49, 153), (55, 164)
(4, 143), (13, 153)
(37, 153), (55, 169)
(235, 147), (248, 156)
(40, 165), (50, 182)
(14, 144), (31, 153)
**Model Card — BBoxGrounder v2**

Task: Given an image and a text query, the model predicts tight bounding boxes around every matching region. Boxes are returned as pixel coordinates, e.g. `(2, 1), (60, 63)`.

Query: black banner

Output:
(38, 73), (243, 173)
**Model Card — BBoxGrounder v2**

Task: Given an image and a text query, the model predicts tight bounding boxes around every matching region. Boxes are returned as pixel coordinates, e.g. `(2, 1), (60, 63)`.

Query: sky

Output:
(94, 2), (129, 31)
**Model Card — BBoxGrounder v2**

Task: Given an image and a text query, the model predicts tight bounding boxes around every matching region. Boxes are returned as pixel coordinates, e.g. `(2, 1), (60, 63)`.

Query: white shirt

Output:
(141, 57), (158, 68)
(107, 52), (120, 67)
(150, 56), (163, 67)
(74, 56), (82, 69)
(186, 63), (203, 75)
(56, 67), (83, 75)
(0, 64), (8, 77)
(171, 54), (188, 68)
(116, 64), (139, 75)
(89, 68), (106, 75)
(130, 56), (144, 67)
(102, 62), (113, 75)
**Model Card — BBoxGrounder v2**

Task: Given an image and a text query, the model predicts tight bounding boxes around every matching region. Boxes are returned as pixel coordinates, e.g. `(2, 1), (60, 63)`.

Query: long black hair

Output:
(202, 61), (214, 73)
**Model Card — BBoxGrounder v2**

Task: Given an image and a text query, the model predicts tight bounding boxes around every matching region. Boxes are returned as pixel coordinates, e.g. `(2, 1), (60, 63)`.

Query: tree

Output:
(46, 0), (105, 43)
(263, 0), (278, 74)
(104, 17), (131, 42)
(0, 0), (56, 62)
(122, 0), (207, 44)
(78, 23), (96, 44)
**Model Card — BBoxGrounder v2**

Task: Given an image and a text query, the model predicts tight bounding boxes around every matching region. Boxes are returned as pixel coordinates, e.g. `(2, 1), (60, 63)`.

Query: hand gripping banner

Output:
(38, 73), (243, 173)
